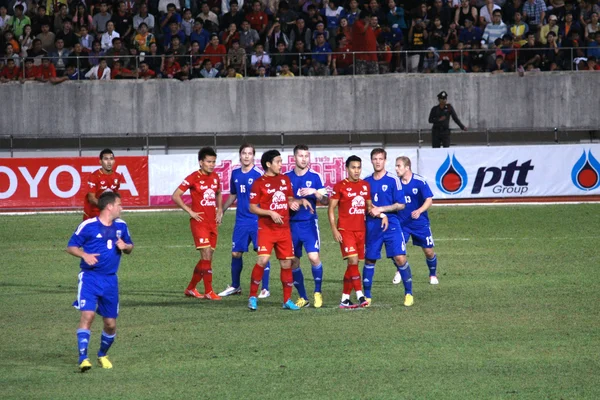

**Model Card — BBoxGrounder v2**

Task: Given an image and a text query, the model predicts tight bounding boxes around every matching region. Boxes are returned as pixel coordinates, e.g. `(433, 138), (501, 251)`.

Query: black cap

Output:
(437, 91), (448, 99)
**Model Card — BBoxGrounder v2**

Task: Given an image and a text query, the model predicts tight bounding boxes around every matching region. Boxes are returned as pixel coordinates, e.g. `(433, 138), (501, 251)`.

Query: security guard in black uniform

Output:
(428, 91), (468, 148)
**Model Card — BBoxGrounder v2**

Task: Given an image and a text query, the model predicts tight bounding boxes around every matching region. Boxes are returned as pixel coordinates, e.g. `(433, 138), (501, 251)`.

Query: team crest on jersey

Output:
(382, 185), (388, 192)
(114, 179), (118, 184)
(116, 230), (122, 238)
(248, 178), (253, 185)
(214, 178), (217, 184)
(362, 185), (367, 190)
(413, 188), (418, 194)
(265, 183), (271, 187)
(346, 187), (352, 191)
(281, 179), (286, 185)
(101, 181), (105, 185)
(306, 181), (312, 188)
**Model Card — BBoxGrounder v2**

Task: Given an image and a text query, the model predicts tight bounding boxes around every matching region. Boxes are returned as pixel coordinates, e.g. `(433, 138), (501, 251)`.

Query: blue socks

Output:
(98, 331), (116, 358)
(397, 262), (413, 295)
(426, 254), (437, 277)
(231, 257), (243, 288)
(362, 263), (375, 298)
(77, 328), (91, 363)
(292, 267), (308, 300)
(311, 263), (323, 293)
(262, 261), (271, 291)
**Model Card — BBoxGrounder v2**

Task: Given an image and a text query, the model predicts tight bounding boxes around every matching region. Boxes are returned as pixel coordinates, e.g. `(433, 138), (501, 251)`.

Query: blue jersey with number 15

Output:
(365, 172), (405, 228)
(399, 173), (433, 229)
(231, 166), (263, 225)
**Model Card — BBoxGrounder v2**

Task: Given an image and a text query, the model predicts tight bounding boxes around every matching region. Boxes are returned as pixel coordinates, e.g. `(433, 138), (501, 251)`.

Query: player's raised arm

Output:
(172, 187), (203, 222)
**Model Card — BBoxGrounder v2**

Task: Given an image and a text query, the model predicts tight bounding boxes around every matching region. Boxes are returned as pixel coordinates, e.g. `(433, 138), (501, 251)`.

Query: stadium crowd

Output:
(1, 0), (599, 82)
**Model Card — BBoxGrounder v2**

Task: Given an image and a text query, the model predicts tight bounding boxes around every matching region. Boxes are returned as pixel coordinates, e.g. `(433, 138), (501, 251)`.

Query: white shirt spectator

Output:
(251, 52), (271, 67)
(101, 30), (120, 50)
(133, 13), (156, 31)
(85, 65), (112, 80)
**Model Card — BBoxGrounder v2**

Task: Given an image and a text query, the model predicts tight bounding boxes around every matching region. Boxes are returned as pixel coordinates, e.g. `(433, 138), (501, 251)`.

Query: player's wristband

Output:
(317, 188), (328, 196)
(379, 213), (386, 219)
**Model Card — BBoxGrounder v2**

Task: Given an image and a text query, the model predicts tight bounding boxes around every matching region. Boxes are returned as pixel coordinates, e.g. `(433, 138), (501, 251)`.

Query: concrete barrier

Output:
(1, 72), (598, 137)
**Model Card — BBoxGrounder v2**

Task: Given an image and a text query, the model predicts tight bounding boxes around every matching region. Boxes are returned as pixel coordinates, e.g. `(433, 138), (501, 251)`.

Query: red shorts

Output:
(191, 220), (218, 249)
(339, 230), (365, 260)
(257, 228), (294, 260)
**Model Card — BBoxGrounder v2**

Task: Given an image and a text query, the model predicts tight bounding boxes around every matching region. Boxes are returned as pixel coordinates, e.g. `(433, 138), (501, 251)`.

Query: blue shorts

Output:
(73, 271), (119, 319)
(365, 223), (406, 260)
(403, 225), (435, 248)
(232, 223), (258, 253)
(290, 219), (321, 258)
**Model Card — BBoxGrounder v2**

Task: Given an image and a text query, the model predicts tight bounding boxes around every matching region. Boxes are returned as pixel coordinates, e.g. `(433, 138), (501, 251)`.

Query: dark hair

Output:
(198, 146), (217, 161)
(345, 155), (362, 168)
(100, 148), (114, 159)
(261, 150), (281, 170)
(98, 191), (121, 211)
(293, 144), (309, 155)
(14, 4), (24, 11)
(112, 37), (121, 44)
(239, 142), (256, 155)
(370, 148), (387, 159)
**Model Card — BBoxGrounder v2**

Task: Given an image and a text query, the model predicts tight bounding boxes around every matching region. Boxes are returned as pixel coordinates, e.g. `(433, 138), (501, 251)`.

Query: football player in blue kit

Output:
(364, 148), (414, 307)
(394, 156), (439, 285)
(67, 192), (134, 372)
(286, 144), (329, 308)
(218, 143), (272, 298)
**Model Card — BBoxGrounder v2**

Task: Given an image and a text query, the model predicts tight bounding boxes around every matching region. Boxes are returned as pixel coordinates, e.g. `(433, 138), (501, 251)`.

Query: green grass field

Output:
(1, 205), (600, 399)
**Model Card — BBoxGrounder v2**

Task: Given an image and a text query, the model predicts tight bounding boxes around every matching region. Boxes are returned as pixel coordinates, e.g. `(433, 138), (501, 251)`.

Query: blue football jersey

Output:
(231, 166), (263, 225)
(399, 173), (433, 228)
(68, 218), (133, 275)
(286, 168), (325, 221)
(365, 172), (406, 227)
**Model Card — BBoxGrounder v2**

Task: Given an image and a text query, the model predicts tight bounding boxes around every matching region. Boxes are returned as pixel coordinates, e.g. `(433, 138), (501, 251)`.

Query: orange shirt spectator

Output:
(0, 61), (21, 81)
(246, 1), (268, 33)
(352, 15), (378, 61)
(203, 36), (227, 66)
(39, 60), (57, 79)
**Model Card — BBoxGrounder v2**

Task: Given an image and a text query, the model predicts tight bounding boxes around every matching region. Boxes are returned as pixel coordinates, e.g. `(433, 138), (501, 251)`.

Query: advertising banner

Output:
(149, 148), (418, 206)
(418, 145), (600, 199)
(0, 157), (149, 209)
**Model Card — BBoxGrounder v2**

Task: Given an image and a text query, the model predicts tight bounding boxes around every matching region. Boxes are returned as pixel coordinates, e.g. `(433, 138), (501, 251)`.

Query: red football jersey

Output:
(331, 179), (371, 232)
(83, 169), (125, 219)
(250, 174), (293, 231)
(178, 170), (221, 226)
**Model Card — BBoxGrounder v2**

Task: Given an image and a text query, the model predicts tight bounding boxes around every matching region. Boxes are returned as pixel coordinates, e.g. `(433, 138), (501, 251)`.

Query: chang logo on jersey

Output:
(349, 196), (366, 215)
(472, 160), (534, 195)
(571, 150), (600, 191)
(436, 154), (468, 194)
(201, 188), (216, 206)
(270, 191), (288, 210)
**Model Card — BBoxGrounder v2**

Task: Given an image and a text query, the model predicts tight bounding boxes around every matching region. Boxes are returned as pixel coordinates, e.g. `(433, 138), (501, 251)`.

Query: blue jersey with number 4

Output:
(68, 218), (133, 275)
(231, 166), (263, 225)
(286, 168), (325, 221)
(365, 172), (405, 228)
(399, 173), (433, 229)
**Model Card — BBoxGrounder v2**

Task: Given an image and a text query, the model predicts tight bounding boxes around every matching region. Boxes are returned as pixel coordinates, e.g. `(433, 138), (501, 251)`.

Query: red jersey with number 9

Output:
(250, 174), (293, 230)
(331, 178), (371, 232)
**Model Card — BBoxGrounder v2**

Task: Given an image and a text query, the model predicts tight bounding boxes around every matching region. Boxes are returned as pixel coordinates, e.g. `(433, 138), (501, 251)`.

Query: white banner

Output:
(418, 144), (600, 199)
(149, 148), (418, 205)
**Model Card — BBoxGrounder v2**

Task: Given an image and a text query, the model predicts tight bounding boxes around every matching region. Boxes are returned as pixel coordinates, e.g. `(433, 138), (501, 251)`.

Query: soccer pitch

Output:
(2, 205), (600, 399)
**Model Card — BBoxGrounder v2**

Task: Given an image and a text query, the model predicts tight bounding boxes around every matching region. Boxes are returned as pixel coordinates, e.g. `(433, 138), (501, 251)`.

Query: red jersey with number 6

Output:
(84, 169), (125, 220)
(331, 179), (371, 232)
(250, 174), (293, 231)
(178, 170), (221, 226)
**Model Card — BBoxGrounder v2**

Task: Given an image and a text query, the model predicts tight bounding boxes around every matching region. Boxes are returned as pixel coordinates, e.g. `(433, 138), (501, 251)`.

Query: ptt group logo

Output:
(571, 150), (600, 191)
(436, 154), (468, 194)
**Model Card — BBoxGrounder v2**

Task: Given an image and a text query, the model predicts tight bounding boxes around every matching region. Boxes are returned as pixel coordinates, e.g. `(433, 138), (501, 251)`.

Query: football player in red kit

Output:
(83, 149), (125, 221)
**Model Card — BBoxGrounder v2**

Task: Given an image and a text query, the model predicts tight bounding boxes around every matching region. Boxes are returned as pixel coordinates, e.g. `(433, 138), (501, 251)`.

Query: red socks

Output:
(343, 268), (353, 295)
(188, 260), (213, 293)
(249, 264), (265, 297)
(187, 260), (204, 290)
(280, 268), (293, 302)
(349, 264), (362, 292)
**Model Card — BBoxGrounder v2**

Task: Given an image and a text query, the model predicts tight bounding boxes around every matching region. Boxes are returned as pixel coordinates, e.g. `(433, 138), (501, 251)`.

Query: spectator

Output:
(310, 31), (331, 75)
(250, 42), (270, 75)
(376, 36), (392, 73)
(226, 38), (246, 72)
(239, 19), (259, 51)
(276, 1), (298, 35)
(510, 11), (529, 45)
(336, 17), (352, 46)
(111, 1), (134, 42)
(73, 4), (93, 32)
(53, 5), (70, 34)
(429, 0), (453, 28)
(164, 21), (185, 48)
(321, 0), (345, 42)
(541, 31), (562, 70)
(588, 32), (600, 58)
(346, 0), (361, 26)
(265, 18), (289, 52)
(225, 65), (243, 77)
(353, 12), (378, 74)
(190, 19), (211, 53)
(80, 26), (94, 51)
(56, 20), (79, 50)
(203, 34), (226, 69)
(4, 30), (20, 54)
(0, 6), (8, 33)
(561, 29), (584, 68)
(36, 22), (55, 52)
(31, 5), (51, 36)
(222, 0), (244, 19)
(468, 41), (488, 71)
(290, 39), (311, 76)
(455, 0), (478, 28)
(159, 0), (180, 15)
(18, 23), (32, 57)
(101, 21), (120, 50)
(490, 53), (508, 72)
(289, 17), (311, 50)
(559, 12), (581, 41)
(447, 60), (467, 72)
(144, 42), (163, 74)
(12, 0), (28, 15)
(256, 65), (267, 77)
(85, 58), (111, 79)
(27, 39), (47, 65)
(160, 4), (182, 35)
(89, 40), (105, 66)
(332, 34), (352, 75)
(105, 37), (130, 68)
(522, 0), (546, 33)
(188, 40), (203, 76)
(8, 4), (30, 37)
(133, 22), (156, 52)
(539, 14), (559, 45)
(49, 38), (70, 75)
(20, 58), (40, 82)
(429, 17), (445, 49)
(64, 64), (82, 80)
(111, 59), (136, 79)
(422, 46), (440, 72)
(279, 63), (293, 76)
(387, 0), (407, 31)
(408, 17), (428, 72)
(161, 52), (182, 78)
(585, 55), (599, 70)
(312, 21), (330, 46)
(197, 2), (220, 30)
(480, 0), (501, 26)
(459, 18), (483, 47)
(93, 3), (112, 37)
(482, 10), (508, 46)
(0, 57), (19, 82)
(438, 42), (454, 71)
(175, 64), (191, 80)
(221, 1), (245, 32)
(133, 3), (155, 31)
(69, 42), (91, 72)
(169, 36), (188, 64)
(270, 40), (290, 75)
(222, 22), (241, 49)
(518, 31), (541, 67)
(584, 12), (599, 43)
(498, 33), (519, 69)
(246, 0), (268, 36)
(138, 61), (157, 79)
(181, 8), (194, 38)
(199, 58), (220, 76)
